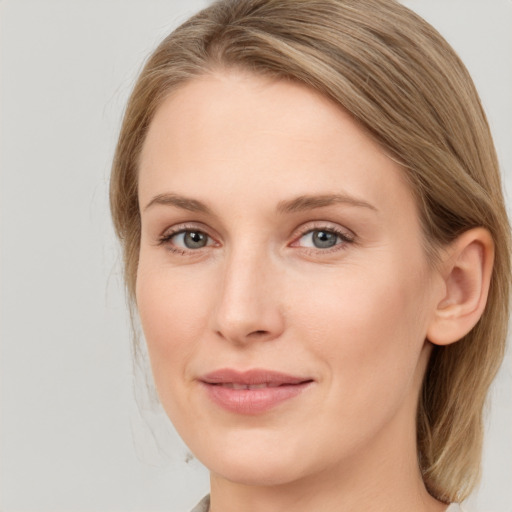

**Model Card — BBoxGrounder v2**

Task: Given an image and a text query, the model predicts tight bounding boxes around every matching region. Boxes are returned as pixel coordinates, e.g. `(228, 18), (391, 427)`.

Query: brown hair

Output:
(110, 0), (511, 502)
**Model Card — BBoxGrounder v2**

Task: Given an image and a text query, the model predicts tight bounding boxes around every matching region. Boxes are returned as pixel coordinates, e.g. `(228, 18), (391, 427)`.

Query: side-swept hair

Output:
(110, 0), (511, 502)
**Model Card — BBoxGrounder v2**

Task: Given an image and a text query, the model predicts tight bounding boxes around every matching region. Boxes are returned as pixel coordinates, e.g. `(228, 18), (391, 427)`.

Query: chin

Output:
(209, 456), (305, 487)
(190, 431), (314, 487)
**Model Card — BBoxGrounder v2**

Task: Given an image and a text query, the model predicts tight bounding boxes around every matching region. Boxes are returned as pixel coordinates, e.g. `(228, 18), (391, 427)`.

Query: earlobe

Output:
(427, 228), (494, 346)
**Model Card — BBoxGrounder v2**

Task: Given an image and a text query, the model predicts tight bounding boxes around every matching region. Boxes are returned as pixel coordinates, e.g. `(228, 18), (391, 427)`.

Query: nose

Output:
(211, 246), (285, 345)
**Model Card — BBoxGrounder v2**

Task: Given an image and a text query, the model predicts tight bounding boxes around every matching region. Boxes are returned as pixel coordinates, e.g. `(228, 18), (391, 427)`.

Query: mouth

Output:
(199, 369), (314, 415)
(214, 382), (294, 389)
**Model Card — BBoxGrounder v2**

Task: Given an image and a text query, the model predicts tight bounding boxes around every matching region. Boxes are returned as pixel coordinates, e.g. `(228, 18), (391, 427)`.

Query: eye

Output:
(175, 230), (210, 249)
(158, 228), (215, 251)
(294, 227), (354, 250)
(301, 230), (338, 249)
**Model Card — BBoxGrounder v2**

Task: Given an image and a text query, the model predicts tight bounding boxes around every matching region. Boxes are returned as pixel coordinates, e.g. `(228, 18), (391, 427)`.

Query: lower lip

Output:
(201, 382), (312, 415)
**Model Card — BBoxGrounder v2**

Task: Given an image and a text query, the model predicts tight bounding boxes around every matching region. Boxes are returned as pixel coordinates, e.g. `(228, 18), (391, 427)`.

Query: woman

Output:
(110, 0), (511, 510)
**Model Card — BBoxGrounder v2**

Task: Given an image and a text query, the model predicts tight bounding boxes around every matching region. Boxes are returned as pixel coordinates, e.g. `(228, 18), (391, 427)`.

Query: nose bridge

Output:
(212, 240), (284, 344)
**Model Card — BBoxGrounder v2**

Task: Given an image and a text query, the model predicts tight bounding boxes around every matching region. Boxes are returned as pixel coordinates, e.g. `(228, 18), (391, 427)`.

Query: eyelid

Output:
(290, 221), (355, 242)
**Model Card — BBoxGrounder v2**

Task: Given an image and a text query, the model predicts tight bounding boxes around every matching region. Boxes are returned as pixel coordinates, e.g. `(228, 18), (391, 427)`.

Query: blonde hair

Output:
(110, 0), (511, 502)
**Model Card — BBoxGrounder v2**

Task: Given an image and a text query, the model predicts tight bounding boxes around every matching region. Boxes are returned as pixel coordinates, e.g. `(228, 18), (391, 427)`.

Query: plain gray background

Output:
(1, 1), (511, 511)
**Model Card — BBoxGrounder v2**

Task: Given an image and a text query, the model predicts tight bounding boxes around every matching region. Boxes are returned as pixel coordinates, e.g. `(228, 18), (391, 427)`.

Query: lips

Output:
(199, 369), (314, 415)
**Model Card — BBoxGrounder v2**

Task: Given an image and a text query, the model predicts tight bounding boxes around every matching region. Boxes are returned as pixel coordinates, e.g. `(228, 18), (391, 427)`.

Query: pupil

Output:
(313, 230), (337, 248)
(184, 231), (207, 248)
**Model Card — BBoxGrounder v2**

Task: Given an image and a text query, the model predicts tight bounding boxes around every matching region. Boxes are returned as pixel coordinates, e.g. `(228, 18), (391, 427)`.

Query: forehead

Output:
(138, 70), (415, 218)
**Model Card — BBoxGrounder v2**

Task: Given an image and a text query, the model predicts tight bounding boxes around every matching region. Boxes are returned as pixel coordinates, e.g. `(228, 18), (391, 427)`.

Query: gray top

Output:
(190, 495), (465, 511)
(190, 495), (210, 512)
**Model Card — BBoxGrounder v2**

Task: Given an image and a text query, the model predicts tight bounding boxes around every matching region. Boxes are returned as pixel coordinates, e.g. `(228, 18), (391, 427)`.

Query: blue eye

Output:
(162, 229), (213, 250)
(297, 229), (350, 249)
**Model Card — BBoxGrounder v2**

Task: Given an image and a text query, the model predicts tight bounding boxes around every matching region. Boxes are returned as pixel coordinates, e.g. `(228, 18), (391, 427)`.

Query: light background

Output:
(1, 1), (511, 511)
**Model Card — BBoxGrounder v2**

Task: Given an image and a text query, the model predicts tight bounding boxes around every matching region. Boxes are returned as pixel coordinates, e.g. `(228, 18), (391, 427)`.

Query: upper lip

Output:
(199, 368), (313, 387)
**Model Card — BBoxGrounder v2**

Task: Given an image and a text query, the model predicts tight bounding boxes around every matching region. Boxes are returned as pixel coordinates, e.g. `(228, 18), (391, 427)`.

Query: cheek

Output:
(295, 258), (431, 407)
(135, 263), (212, 390)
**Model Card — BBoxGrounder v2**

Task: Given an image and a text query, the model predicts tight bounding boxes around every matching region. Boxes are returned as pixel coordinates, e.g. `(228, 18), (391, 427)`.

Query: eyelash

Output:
(157, 223), (355, 255)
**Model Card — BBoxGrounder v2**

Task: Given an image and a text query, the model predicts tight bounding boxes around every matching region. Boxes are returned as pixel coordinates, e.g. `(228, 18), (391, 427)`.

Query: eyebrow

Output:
(143, 193), (212, 214)
(143, 192), (377, 214)
(276, 194), (378, 214)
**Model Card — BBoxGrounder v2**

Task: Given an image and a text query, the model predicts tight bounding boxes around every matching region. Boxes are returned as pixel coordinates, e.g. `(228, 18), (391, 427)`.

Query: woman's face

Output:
(137, 71), (444, 486)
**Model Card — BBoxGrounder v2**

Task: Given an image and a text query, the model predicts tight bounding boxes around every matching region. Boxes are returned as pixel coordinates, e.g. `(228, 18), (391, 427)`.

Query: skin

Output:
(136, 70), (479, 512)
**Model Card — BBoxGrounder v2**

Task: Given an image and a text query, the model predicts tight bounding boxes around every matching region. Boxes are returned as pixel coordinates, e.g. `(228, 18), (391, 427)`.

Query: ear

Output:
(427, 228), (494, 346)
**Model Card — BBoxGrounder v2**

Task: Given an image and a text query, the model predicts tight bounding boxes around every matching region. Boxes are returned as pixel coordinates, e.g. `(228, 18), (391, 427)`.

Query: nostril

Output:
(250, 330), (270, 337)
